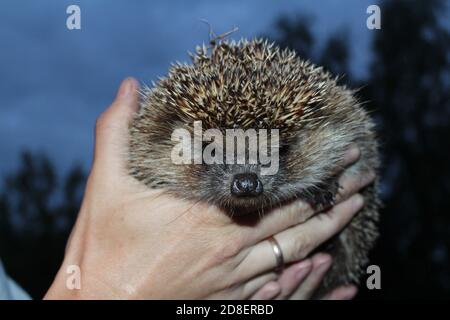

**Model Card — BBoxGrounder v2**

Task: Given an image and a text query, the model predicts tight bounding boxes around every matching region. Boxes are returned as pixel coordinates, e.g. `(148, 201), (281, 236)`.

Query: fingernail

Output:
(346, 145), (360, 160)
(117, 77), (135, 98)
(368, 170), (376, 182)
(342, 286), (358, 299)
(315, 256), (332, 272)
(263, 282), (280, 299)
(295, 261), (312, 280)
(353, 194), (364, 209)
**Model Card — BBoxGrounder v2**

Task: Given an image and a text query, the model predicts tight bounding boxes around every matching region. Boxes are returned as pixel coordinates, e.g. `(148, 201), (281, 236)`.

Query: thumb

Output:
(93, 77), (140, 173)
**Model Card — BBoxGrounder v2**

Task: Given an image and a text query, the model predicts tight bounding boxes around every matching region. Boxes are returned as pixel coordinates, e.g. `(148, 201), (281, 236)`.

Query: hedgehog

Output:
(128, 39), (380, 297)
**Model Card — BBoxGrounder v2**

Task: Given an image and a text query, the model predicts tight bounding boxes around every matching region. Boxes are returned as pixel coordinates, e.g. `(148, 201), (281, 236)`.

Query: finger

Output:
(322, 285), (358, 300)
(334, 169), (376, 203)
(245, 165), (374, 247)
(249, 281), (281, 300)
(209, 271), (279, 300)
(279, 193), (364, 263)
(242, 259), (311, 299)
(330, 145), (361, 176)
(290, 253), (332, 299)
(245, 199), (316, 244)
(238, 193), (364, 278)
(275, 259), (312, 300)
(241, 272), (278, 298)
(93, 77), (140, 171)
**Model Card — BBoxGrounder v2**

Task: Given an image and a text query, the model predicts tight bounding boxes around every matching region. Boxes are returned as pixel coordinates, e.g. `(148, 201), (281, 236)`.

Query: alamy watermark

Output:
(171, 121), (280, 176)
(65, 4), (380, 31)
(366, 264), (381, 289)
(66, 5), (81, 30)
(367, 5), (381, 30)
(66, 265), (81, 290)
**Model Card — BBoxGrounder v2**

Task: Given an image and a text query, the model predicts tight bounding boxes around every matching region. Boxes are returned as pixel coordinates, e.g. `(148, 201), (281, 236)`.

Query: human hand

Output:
(250, 254), (358, 300)
(249, 163), (373, 300)
(44, 78), (374, 299)
(251, 162), (374, 300)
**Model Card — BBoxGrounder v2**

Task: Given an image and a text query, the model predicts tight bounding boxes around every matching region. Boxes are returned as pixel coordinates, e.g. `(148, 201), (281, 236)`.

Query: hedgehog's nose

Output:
(231, 173), (263, 197)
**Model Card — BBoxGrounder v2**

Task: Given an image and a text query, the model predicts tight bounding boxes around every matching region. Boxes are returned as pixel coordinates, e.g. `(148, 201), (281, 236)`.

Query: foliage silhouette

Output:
(0, 151), (85, 298)
(268, 0), (450, 298)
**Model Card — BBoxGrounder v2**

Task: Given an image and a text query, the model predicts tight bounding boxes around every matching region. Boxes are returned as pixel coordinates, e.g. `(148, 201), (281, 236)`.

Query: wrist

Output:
(44, 260), (123, 299)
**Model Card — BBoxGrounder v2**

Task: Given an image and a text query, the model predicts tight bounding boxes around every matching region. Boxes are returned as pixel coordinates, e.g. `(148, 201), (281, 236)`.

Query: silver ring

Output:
(267, 236), (284, 273)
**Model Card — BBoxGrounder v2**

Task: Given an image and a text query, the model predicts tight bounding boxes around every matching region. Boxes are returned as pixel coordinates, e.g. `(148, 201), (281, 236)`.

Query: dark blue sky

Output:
(0, 0), (383, 177)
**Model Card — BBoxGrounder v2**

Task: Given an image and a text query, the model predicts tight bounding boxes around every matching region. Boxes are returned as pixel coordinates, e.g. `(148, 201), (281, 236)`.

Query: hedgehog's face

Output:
(129, 40), (362, 216)
(129, 112), (352, 216)
(173, 123), (349, 216)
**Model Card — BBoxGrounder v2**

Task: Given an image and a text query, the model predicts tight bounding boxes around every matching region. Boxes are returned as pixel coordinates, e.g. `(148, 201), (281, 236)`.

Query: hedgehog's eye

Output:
(279, 145), (289, 156)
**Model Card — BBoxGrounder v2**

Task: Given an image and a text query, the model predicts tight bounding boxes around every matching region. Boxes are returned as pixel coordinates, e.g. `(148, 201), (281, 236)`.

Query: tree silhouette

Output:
(273, 15), (316, 59)
(265, 15), (351, 82)
(267, 0), (450, 298)
(0, 151), (85, 298)
(318, 30), (350, 82)
(362, 0), (450, 298)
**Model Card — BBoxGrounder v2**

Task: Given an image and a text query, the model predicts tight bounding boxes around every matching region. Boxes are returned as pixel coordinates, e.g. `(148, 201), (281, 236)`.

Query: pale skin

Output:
(44, 78), (375, 300)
